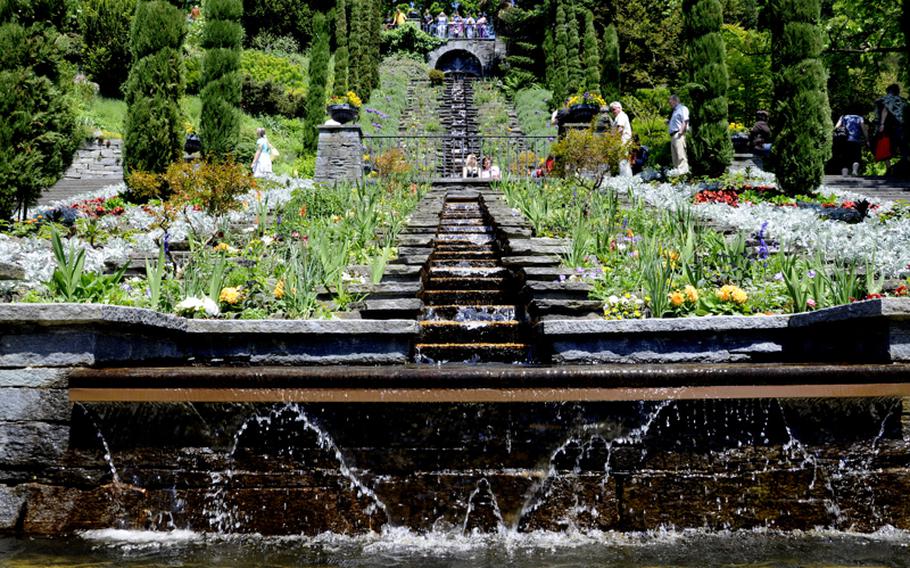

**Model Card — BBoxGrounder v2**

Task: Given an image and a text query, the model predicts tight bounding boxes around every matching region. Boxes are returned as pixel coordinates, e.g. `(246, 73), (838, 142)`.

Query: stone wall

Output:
(314, 125), (364, 183)
(62, 139), (123, 180)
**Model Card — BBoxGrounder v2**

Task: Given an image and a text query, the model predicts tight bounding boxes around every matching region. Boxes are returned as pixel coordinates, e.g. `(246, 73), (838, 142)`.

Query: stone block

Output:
(0, 368), (68, 388)
(0, 422), (68, 466)
(0, 263), (24, 281)
(0, 485), (25, 530)
(0, 388), (69, 422)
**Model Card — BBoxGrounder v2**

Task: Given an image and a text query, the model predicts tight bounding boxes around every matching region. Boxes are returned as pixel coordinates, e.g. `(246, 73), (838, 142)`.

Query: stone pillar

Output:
(314, 124), (364, 183)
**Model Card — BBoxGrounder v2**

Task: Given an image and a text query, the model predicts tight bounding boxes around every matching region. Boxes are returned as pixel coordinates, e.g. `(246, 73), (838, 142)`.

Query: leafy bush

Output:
(428, 68), (444, 86)
(373, 147), (410, 177)
(123, 0), (185, 176)
(551, 128), (630, 188)
(241, 0), (312, 50)
(240, 75), (306, 118)
(0, 16), (79, 220)
(79, 0), (136, 97)
(164, 159), (253, 217)
(380, 22), (444, 56)
(240, 48), (306, 92)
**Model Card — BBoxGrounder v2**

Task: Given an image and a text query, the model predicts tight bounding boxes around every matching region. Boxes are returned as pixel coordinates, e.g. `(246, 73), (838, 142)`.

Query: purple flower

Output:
(163, 230), (170, 256)
(774, 272), (783, 281)
(371, 121), (383, 131)
(807, 270), (817, 278)
(755, 221), (769, 260)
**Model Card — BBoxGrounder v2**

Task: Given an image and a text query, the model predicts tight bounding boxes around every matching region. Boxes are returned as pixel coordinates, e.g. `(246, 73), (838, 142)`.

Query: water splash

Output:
(76, 403), (121, 485)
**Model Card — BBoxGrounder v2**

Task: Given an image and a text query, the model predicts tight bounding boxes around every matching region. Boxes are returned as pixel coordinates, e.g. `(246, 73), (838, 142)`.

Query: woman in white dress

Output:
(251, 127), (273, 178)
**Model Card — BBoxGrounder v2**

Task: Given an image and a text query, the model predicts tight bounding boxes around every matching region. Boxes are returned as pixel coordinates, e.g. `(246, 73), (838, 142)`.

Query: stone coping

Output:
(537, 298), (909, 336)
(0, 303), (417, 335)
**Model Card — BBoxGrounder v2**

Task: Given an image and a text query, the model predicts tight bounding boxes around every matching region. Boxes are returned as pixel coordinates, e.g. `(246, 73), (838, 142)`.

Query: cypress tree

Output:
(682, 0), (733, 177)
(566, 8), (583, 93)
(123, 0), (186, 175)
(368, 0), (381, 96)
(348, 0), (369, 98)
(200, 0), (242, 160)
(303, 12), (330, 152)
(553, 3), (569, 107)
(543, 28), (555, 95)
(0, 0), (79, 219)
(767, 0), (832, 195)
(79, 0), (136, 98)
(582, 10), (600, 94)
(332, 0), (349, 97)
(601, 24), (620, 101)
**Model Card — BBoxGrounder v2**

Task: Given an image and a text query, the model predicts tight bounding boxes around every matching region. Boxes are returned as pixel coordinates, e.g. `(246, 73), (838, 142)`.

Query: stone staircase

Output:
(437, 75), (481, 177)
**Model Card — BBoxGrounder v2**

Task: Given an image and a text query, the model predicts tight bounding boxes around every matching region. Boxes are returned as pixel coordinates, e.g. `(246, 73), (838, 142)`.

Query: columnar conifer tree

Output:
(543, 28), (555, 95)
(601, 24), (620, 101)
(332, 0), (349, 97)
(124, 0), (185, 176)
(348, 0), (370, 98)
(582, 10), (600, 94)
(0, 0), (79, 219)
(767, 0), (832, 195)
(566, 8), (583, 93)
(553, 3), (569, 107)
(367, 0), (381, 97)
(303, 12), (330, 152)
(200, 0), (242, 160)
(682, 0), (733, 176)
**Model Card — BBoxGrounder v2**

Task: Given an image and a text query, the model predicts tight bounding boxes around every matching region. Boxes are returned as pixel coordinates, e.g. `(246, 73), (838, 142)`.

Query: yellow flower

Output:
(669, 290), (685, 307)
(273, 280), (285, 300)
(219, 287), (243, 305)
(684, 285), (699, 303)
(345, 90), (363, 108)
(731, 288), (748, 305)
(213, 242), (230, 253)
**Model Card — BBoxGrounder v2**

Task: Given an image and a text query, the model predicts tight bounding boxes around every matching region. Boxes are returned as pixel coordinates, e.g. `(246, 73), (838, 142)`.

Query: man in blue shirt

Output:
(668, 94), (690, 174)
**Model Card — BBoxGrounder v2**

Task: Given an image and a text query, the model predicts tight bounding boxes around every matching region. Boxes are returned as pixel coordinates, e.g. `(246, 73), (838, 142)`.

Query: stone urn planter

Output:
(326, 104), (359, 124)
(565, 103), (601, 124)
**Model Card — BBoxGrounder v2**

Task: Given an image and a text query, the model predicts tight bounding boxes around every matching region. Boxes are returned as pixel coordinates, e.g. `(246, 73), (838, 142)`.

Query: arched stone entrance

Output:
(434, 49), (483, 76)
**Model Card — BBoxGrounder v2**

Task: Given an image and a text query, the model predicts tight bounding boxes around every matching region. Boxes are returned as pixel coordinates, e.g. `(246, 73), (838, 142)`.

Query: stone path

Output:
(38, 139), (123, 207)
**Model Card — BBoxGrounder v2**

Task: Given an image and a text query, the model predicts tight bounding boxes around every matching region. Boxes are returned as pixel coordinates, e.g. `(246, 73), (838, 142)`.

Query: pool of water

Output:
(2, 528), (909, 567)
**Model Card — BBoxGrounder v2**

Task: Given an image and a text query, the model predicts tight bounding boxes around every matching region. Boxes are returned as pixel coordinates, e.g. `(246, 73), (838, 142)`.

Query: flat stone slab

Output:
(187, 319), (417, 334)
(538, 315), (791, 335)
(506, 239), (570, 256)
(525, 280), (593, 300)
(0, 263), (25, 281)
(501, 255), (561, 267)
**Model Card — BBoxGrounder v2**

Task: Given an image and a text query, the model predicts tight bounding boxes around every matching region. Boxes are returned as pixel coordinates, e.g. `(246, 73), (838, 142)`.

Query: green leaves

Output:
(47, 229), (128, 303)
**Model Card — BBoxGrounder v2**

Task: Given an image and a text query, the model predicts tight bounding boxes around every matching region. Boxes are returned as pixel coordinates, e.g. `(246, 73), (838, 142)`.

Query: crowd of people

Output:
(387, 6), (493, 39)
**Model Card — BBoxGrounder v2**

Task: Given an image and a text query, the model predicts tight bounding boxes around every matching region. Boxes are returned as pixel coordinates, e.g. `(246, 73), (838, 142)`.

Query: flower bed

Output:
(1, 177), (427, 319)
(498, 176), (910, 320)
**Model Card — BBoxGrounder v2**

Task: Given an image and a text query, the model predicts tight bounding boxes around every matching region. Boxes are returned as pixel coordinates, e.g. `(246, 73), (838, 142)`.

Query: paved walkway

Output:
(37, 177), (120, 207)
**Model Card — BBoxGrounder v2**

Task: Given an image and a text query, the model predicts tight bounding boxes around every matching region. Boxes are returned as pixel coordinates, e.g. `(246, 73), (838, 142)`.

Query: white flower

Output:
(201, 297), (220, 316)
(175, 296), (219, 317)
(261, 235), (274, 246)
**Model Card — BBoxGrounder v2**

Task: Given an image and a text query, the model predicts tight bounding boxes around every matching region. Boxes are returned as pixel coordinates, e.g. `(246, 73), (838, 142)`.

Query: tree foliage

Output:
(332, 0), (348, 96)
(767, 0), (832, 195)
(552, 3), (570, 106)
(601, 24), (620, 101)
(582, 10), (601, 93)
(200, 0), (242, 160)
(566, 7), (583, 92)
(683, 0), (733, 176)
(79, 0), (136, 97)
(0, 1), (79, 220)
(124, 0), (185, 175)
(303, 11), (329, 152)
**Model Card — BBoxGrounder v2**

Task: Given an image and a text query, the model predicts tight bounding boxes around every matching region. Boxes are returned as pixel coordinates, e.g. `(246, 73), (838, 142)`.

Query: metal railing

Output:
(363, 135), (555, 178)
(419, 21), (496, 39)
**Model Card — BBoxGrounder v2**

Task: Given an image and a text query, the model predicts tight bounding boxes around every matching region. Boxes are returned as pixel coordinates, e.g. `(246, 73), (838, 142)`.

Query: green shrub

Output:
(240, 49), (306, 92)
(551, 4), (570, 108)
(601, 24), (620, 101)
(240, 75), (306, 118)
(0, 12), (79, 220)
(200, 0), (242, 160)
(552, 127), (631, 188)
(79, 0), (136, 97)
(380, 21), (444, 56)
(241, 0), (312, 50)
(249, 32), (299, 54)
(123, 0), (185, 176)
(582, 10), (600, 94)
(428, 68), (444, 86)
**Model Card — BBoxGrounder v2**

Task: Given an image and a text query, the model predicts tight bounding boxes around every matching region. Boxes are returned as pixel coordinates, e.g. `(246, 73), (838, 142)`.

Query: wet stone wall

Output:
(3, 399), (910, 536)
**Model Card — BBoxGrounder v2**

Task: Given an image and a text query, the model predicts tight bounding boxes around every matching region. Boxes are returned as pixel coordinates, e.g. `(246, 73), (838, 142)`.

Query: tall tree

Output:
(0, 0), (79, 219)
(332, 0), (349, 96)
(582, 10), (601, 94)
(566, 7), (584, 92)
(368, 0), (381, 96)
(553, 3), (570, 107)
(601, 24), (620, 100)
(543, 28), (555, 94)
(682, 0), (733, 176)
(303, 12), (330, 152)
(123, 0), (186, 176)
(200, 0), (243, 160)
(79, 0), (136, 98)
(348, 0), (369, 98)
(767, 0), (832, 195)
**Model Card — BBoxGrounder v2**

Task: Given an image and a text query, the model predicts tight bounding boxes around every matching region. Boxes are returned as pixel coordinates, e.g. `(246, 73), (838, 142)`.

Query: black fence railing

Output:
(363, 135), (555, 178)
(419, 21), (496, 39)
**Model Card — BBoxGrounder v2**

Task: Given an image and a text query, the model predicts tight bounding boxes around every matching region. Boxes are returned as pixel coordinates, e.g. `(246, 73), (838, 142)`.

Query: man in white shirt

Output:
(668, 94), (690, 174)
(610, 101), (633, 176)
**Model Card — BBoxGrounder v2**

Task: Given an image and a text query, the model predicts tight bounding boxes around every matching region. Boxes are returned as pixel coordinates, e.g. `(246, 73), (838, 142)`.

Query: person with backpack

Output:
(875, 84), (907, 174)
(834, 109), (868, 176)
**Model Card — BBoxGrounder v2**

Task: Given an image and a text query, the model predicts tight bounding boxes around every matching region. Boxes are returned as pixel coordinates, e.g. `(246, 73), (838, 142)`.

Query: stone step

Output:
(425, 276), (506, 291)
(421, 289), (509, 305)
(418, 320), (521, 343)
(414, 342), (530, 364)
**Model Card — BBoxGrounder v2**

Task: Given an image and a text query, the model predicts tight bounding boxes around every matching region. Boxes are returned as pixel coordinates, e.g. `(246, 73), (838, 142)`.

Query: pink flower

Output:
(806, 298), (817, 309)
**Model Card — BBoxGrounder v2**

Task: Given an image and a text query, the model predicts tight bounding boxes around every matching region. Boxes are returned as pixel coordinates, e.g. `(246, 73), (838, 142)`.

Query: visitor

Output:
(668, 94), (690, 174)
(875, 84), (907, 174)
(462, 154), (480, 178)
(424, 10), (433, 33)
(479, 156), (501, 180)
(393, 7), (407, 26)
(834, 109), (868, 177)
(630, 135), (650, 175)
(476, 14), (487, 38)
(610, 101), (633, 176)
(436, 11), (447, 38)
(251, 128), (273, 178)
(452, 12), (463, 38)
(749, 110), (772, 158)
(465, 14), (476, 39)
(188, 4), (200, 22)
